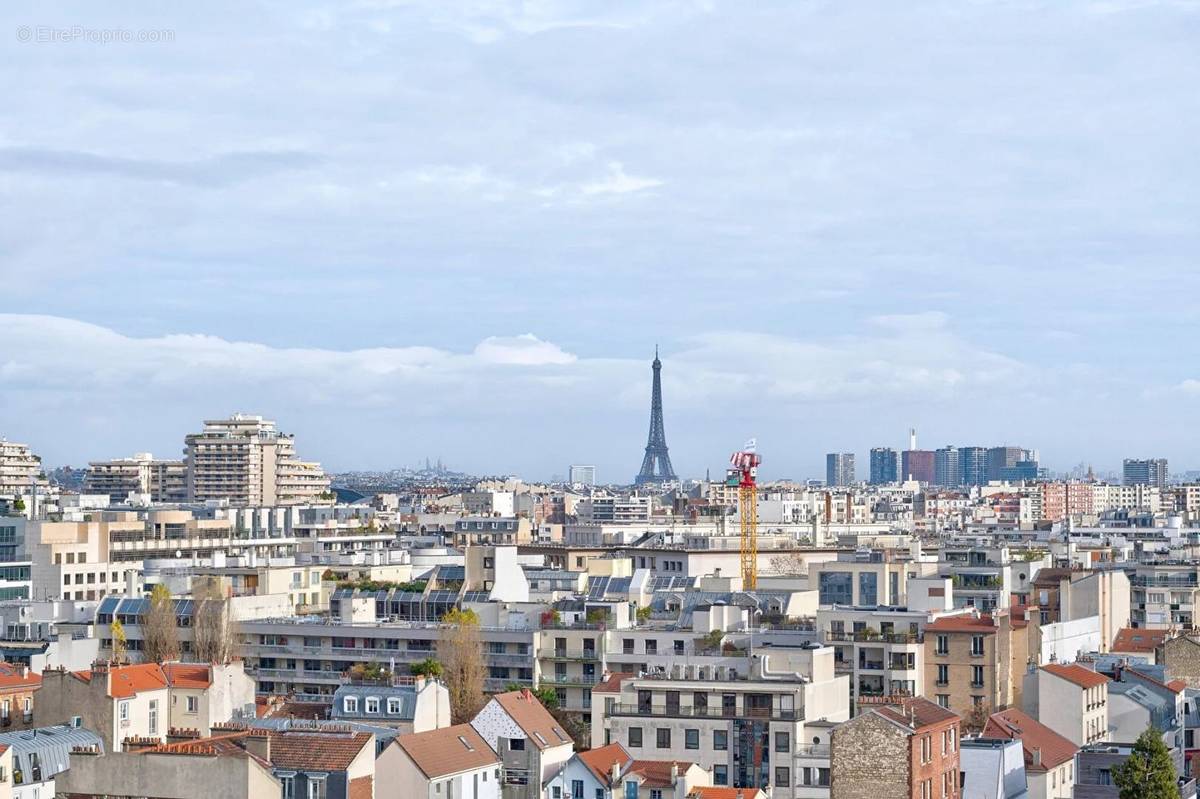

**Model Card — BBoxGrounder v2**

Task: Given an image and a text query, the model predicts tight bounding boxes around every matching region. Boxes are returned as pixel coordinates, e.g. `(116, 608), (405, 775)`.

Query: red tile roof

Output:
(925, 614), (999, 634)
(0, 664), (41, 691)
(577, 742), (631, 783)
(490, 690), (572, 750)
(983, 707), (1078, 772)
(163, 663), (211, 689)
(268, 730), (373, 772)
(73, 664), (169, 698)
(688, 788), (766, 799)
(1043, 663), (1108, 689)
(1113, 628), (1167, 653)
(863, 696), (960, 732)
(594, 673), (633, 694)
(396, 723), (498, 779)
(626, 760), (697, 788)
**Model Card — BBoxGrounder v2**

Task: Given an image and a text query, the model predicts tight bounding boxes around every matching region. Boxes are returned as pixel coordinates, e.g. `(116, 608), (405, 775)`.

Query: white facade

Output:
(1038, 617), (1101, 665)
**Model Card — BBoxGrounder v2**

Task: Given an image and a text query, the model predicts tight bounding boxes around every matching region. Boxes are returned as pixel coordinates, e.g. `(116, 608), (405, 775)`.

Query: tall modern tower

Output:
(635, 349), (677, 485)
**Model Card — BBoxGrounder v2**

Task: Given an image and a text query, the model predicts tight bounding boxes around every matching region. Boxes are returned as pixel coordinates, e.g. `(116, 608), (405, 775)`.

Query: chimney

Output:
(1032, 747), (1042, 767)
(610, 763), (620, 786)
(241, 729), (271, 762)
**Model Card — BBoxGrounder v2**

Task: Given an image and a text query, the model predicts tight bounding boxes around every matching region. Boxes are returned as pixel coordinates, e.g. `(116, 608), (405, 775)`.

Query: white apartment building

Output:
(1021, 662), (1109, 747)
(817, 606), (929, 704)
(0, 438), (45, 497)
(591, 649), (849, 799)
(84, 453), (187, 502)
(184, 414), (329, 506)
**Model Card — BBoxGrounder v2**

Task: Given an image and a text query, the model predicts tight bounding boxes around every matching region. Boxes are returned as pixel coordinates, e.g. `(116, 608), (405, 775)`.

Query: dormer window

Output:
(343, 696), (358, 713)
(387, 697), (402, 714)
(365, 697), (380, 714)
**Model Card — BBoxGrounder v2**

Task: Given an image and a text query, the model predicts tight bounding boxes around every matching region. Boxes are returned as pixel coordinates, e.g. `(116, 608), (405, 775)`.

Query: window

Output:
(713, 765), (728, 785)
(971, 635), (985, 656)
(509, 738), (525, 751)
(628, 727), (643, 748)
(119, 701), (130, 722)
(713, 730), (728, 750)
(650, 791), (662, 799)
(935, 634), (949, 655)
(387, 697), (402, 714)
(775, 731), (790, 753)
(971, 665), (984, 687)
(572, 779), (584, 798)
(552, 788), (561, 799)
(281, 776), (295, 799)
(343, 697), (359, 713)
(936, 665), (949, 686)
(307, 776), (326, 799)
(656, 728), (671, 748)
(775, 767), (790, 788)
(921, 734), (932, 764)
(186, 695), (198, 713)
(148, 699), (158, 735)
(365, 697), (381, 714)
(685, 729), (699, 750)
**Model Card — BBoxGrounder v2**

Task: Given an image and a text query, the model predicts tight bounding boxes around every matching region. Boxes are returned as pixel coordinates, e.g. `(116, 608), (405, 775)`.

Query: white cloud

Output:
(473, 334), (576, 365)
(581, 162), (664, 196)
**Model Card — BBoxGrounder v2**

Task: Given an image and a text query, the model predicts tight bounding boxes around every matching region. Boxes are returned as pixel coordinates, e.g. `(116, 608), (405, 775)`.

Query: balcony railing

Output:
(541, 649), (601, 661)
(542, 675), (603, 686)
(610, 703), (799, 721)
(826, 631), (923, 644)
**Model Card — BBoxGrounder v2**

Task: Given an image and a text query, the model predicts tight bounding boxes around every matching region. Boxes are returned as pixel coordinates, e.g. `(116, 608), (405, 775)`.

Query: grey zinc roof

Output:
(0, 724), (105, 779)
(331, 683), (419, 721)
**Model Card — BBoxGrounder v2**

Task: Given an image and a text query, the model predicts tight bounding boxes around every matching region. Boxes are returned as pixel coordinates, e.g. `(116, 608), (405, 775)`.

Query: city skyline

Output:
(3, 1), (1199, 478)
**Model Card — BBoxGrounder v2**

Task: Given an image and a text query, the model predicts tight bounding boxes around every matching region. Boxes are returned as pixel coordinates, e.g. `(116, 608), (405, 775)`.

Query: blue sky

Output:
(1, 1), (1198, 481)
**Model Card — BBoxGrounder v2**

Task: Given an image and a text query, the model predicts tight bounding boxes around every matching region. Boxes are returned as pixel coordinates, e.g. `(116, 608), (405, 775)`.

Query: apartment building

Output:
(1130, 561), (1200, 629)
(0, 663), (39, 731)
(184, 414), (329, 506)
(37, 660), (255, 752)
(454, 516), (533, 547)
(938, 545), (1018, 613)
(829, 696), (960, 799)
(590, 649), (850, 799)
(0, 438), (44, 498)
(813, 551), (911, 608)
(0, 516), (30, 600)
(983, 707), (1076, 799)
(84, 453), (187, 502)
(826, 455), (855, 488)
(1021, 663), (1108, 747)
(27, 510), (299, 601)
(819, 606), (927, 704)
(1124, 458), (1169, 489)
(1032, 568), (1129, 651)
(923, 608), (1040, 719)
(331, 676), (450, 732)
(472, 689), (575, 799)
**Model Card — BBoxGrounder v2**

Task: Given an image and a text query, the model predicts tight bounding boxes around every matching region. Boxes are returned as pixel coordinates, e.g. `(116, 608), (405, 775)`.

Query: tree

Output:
(192, 582), (236, 664)
(441, 608), (486, 723)
(11, 497), (25, 513)
(110, 619), (128, 664)
(349, 662), (391, 682)
(142, 584), (181, 663)
(1113, 727), (1181, 799)
(410, 657), (444, 678)
(963, 702), (991, 734)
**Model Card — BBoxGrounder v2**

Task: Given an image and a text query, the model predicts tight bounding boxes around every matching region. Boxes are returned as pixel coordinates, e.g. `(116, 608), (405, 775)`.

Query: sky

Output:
(1, 1), (1198, 482)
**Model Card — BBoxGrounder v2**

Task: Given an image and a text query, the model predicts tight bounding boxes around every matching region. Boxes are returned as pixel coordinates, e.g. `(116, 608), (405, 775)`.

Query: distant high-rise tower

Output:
(1124, 458), (1168, 489)
(569, 465), (596, 486)
(869, 448), (899, 484)
(934, 446), (961, 487)
(826, 453), (855, 487)
(635, 349), (677, 485)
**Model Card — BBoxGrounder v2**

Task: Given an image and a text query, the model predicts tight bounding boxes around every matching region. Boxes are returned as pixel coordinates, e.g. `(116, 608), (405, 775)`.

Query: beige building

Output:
(84, 453), (187, 502)
(57, 745), (280, 798)
(184, 414), (329, 506)
(37, 661), (255, 752)
(0, 438), (45, 498)
(923, 607), (1041, 720)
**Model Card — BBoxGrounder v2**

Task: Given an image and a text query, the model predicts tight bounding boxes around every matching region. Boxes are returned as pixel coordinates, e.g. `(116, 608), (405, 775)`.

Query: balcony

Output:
(610, 703), (799, 721)
(543, 674), (602, 687)
(542, 649), (601, 661)
(826, 630), (923, 644)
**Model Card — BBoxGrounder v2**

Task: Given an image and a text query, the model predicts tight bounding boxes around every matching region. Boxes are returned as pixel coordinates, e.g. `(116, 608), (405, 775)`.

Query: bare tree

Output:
(192, 582), (236, 664)
(441, 608), (485, 723)
(142, 584), (181, 663)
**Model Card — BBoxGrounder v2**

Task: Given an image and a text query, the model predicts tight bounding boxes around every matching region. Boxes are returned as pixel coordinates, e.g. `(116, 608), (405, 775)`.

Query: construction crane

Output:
(728, 442), (762, 590)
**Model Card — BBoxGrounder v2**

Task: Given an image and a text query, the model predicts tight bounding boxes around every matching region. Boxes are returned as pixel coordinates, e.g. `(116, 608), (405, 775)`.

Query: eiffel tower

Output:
(635, 347), (677, 485)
